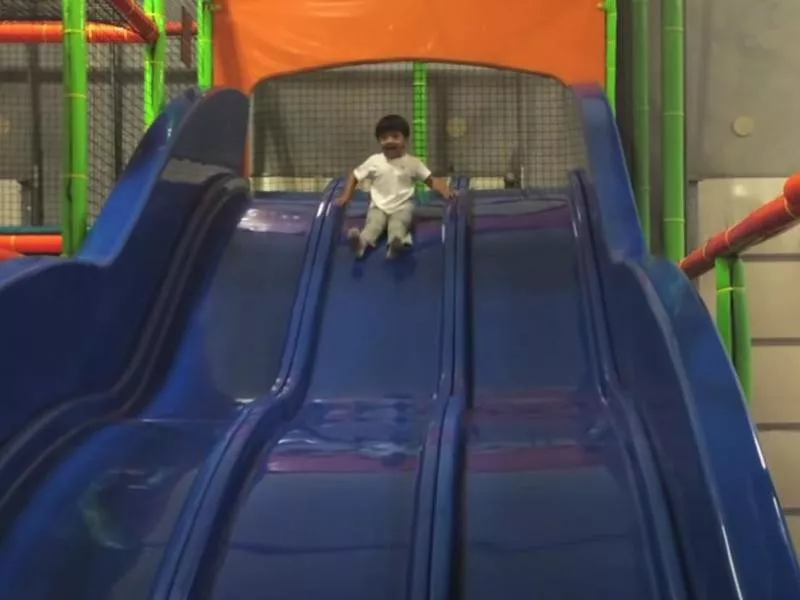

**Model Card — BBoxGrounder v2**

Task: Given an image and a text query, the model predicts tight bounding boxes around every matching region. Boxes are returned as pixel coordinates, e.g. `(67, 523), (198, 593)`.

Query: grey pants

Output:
(360, 204), (413, 246)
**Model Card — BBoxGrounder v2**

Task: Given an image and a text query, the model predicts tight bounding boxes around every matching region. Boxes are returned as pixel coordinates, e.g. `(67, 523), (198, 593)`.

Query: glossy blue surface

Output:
(575, 85), (800, 598)
(463, 190), (668, 600)
(0, 191), (327, 599)
(204, 194), (454, 600)
(2, 84), (798, 600)
(151, 184), (341, 600)
(0, 88), (248, 442)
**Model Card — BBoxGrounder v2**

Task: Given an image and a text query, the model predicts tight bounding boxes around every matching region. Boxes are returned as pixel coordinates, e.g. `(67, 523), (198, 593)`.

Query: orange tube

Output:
(0, 235), (63, 255)
(107, 0), (159, 44)
(681, 173), (800, 278)
(164, 22), (196, 36)
(0, 21), (194, 43)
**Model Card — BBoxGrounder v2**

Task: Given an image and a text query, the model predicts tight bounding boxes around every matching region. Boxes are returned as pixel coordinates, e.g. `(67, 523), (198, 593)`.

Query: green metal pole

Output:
(143, 0), (154, 127)
(730, 256), (752, 402)
(662, 0), (685, 261)
(412, 62), (429, 200)
(63, 0), (88, 254)
(143, 0), (166, 127)
(604, 0), (618, 112)
(152, 0), (167, 118)
(197, 0), (214, 90)
(632, 0), (651, 249)
(715, 258), (733, 357)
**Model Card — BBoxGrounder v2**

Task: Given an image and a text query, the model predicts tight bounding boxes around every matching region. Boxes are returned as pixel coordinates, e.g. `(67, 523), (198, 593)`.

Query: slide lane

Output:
(194, 193), (457, 600)
(576, 82), (800, 598)
(0, 190), (332, 600)
(461, 189), (679, 600)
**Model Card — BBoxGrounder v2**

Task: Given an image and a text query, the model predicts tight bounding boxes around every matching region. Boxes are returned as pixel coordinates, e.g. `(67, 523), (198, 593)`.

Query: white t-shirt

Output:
(353, 153), (432, 214)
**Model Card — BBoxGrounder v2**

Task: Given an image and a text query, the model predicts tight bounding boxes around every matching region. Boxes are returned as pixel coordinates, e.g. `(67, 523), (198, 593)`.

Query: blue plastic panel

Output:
(208, 194), (452, 600)
(462, 190), (663, 600)
(306, 196), (447, 397)
(0, 88), (249, 442)
(574, 84), (800, 598)
(0, 193), (324, 600)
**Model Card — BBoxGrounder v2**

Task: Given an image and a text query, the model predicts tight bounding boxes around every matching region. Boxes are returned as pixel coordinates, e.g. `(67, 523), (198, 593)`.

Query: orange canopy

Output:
(214, 0), (605, 90)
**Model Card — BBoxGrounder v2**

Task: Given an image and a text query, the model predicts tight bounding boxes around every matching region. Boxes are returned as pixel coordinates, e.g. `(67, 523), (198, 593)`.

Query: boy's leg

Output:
(386, 204), (414, 257)
(387, 204), (413, 243)
(361, 206), (388, 245)
(347, 206), (387, 257)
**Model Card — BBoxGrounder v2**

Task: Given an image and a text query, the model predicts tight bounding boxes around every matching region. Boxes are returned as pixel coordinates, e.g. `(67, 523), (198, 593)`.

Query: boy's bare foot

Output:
(347, 228), (365, 258)
(386, 236), (404, 259)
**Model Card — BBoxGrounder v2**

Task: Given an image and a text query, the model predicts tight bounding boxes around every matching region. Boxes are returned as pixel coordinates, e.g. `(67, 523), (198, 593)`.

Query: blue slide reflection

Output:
(0, 85), (797, 600)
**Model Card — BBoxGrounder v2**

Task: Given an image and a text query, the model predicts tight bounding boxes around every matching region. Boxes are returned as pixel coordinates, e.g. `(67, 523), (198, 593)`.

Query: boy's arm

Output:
(336, 172), (359, 206)
(415, 158), (455, 200)
(424, 176), (456, 200)
(336, 157), (373, 206)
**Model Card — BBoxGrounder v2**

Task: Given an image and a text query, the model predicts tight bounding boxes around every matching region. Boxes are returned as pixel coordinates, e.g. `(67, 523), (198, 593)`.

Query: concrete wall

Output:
(637, 0), (800, 180)
(686, 0), (800, 178)
(616, 0), (798, 248)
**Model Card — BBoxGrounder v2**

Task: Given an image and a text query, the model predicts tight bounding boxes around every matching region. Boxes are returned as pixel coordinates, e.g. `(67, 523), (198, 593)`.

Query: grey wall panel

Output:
(686, 0), (800, 178)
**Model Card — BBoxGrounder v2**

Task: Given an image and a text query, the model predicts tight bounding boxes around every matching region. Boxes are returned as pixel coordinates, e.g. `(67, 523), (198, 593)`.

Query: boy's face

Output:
(379, 132), (406, 158)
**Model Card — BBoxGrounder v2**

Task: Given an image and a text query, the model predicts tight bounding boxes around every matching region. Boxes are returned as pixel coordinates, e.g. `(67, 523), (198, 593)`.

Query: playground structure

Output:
(0, 0), (212, 254)
(0, 0), (800, 598)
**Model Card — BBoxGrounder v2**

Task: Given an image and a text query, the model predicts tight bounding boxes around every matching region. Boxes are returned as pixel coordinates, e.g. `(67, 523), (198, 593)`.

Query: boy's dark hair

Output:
(375, 114), (410, 140)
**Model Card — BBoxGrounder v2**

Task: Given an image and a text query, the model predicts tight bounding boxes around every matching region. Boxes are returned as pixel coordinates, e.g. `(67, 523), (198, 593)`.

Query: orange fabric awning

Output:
(214, 0), (605, 91)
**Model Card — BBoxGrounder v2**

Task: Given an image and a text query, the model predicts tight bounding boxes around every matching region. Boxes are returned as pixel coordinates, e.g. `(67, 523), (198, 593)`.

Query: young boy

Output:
(336, 114), (454, 258)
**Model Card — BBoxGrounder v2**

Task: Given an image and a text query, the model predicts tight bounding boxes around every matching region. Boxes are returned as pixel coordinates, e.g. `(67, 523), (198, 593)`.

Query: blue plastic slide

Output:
(0, 86), (797, 600)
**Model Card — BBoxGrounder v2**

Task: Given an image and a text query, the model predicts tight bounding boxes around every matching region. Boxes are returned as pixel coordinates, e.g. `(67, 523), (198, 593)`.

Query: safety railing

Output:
(680, 174), (800, 401)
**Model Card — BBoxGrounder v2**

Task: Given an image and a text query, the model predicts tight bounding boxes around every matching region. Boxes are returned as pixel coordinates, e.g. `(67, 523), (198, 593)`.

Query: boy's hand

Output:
(436, 181), (456, 202)
(424, 176), (457, 202)
(336, 173), (358, 207)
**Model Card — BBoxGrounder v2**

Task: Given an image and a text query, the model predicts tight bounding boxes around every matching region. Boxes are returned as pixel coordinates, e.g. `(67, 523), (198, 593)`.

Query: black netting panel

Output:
(40, 45), (63, 226)
(251, 63), (587, 193)
(85, 1), (194, 222)
(87, 0), (128, 24)
(0, 43), (62, 227)
(0, 43), (33, 227)
(166, 0), (197, 101)
(0, 0), (127, 23)
(427, 65), (587, 190)
(88, 44), (116, 222)
(84, 0), (195, 222)
(119, 45), (145, 170)
(88, 43), (145, 222)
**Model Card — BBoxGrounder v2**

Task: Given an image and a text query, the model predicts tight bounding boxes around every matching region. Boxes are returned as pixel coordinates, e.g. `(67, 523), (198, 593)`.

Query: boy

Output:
(336, 114), (454, 258)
